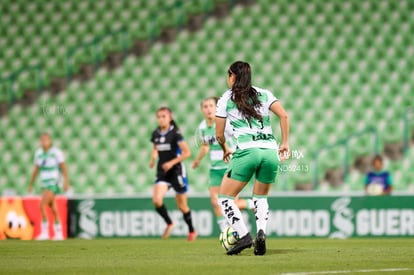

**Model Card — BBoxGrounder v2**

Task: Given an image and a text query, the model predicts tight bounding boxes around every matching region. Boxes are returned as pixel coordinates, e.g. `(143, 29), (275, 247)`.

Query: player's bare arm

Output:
(60, 162), (70, 192)
(215, 116), (232, 162)
(28, 165), (39, 193)
(270, 101), (290, 160)
(149, 145), (158, 168)
(192, 143), (209, 169)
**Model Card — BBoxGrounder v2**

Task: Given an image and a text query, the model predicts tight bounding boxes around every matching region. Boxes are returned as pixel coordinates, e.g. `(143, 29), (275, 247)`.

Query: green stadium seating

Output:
(1, 0), (414, 195)
(1, 0), (209, 100)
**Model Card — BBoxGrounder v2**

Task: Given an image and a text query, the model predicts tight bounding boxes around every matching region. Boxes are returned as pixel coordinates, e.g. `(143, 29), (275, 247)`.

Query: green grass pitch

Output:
(1, 238), (414, 275)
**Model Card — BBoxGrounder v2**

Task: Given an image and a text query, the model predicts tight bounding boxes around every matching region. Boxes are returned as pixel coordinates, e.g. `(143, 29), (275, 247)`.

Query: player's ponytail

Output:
(157, 106), (179, 129)
(228, 61), (262, 125)
(170, 119), (179, 129)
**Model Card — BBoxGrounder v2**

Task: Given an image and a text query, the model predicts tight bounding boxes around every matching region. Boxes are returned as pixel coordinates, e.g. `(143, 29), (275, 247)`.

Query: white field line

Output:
(276, 267), (414, 275)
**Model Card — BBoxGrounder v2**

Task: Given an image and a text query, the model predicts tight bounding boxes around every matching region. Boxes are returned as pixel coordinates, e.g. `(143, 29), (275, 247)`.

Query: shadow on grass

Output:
(232, 248), (303, 257)
(266, 249), (303, 255)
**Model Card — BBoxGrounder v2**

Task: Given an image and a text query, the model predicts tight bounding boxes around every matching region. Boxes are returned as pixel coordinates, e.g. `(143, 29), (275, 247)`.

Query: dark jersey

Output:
(151, 125), (184, 177)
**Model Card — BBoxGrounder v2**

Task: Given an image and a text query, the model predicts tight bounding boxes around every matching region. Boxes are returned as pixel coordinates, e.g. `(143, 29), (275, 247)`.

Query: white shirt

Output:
(34, 147), (64, 184)
(216, 86), (278, 150)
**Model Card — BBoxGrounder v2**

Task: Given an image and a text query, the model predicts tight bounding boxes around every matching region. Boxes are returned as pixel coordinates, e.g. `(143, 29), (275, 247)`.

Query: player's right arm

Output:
(28, 165), (39, 193)
(149, 145), (158, 168)
(192, 143), (209, 169)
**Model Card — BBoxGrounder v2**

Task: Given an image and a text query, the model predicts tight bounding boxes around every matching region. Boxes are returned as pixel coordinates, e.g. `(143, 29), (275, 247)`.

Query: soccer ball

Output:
(219, 226), (240, 251)
(367, 183), (383, 195)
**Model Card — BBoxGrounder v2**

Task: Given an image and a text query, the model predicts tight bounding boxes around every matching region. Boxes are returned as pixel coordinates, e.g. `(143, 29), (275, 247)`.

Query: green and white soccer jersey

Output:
(216, 86), (278, 150)
(198, 120), (235, 170)
(34, 147), (64, 192)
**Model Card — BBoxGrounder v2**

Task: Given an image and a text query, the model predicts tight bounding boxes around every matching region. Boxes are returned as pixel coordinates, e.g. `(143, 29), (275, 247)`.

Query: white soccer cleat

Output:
(53, 232), (64, 241)
(53, 223), (64, 240)
(36, 233), (49, 241)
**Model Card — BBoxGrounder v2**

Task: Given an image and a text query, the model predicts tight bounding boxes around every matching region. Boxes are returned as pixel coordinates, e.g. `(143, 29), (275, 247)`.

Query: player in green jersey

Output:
(192, 97), (254, 232)
(216, 61), (290, 255)
(28, 133), (70, 240)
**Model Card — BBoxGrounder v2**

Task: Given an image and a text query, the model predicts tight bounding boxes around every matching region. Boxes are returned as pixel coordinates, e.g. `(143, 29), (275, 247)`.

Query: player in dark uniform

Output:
(149, 107), (197, 241)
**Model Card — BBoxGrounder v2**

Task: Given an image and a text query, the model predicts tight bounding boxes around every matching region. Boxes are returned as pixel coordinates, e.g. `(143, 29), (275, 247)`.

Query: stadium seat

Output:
(1, 0), (205, 102)
(1, 0), (414, 194)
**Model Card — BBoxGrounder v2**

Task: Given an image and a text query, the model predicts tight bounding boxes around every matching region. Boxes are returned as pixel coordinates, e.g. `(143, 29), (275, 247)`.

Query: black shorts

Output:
(155, 165), (188, 194)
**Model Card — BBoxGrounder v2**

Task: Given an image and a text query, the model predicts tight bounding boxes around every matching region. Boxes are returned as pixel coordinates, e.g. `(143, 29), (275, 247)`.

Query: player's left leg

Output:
(252, 181), (272, 256)
(252, 148), (279, 256)
(49, 186), (64, 240)
(153, 182), (174, 239)
(175, 193), (197, 241)
(37, 189), (53, 240)
(171, 174), (196, 241)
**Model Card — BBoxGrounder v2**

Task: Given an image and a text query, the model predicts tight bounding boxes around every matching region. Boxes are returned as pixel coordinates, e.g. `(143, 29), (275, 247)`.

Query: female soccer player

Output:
(216, 61), (289, 255)
(28, 132), (69, 240)
(149, 107), (197, 241)
(192, 97), (254, 232)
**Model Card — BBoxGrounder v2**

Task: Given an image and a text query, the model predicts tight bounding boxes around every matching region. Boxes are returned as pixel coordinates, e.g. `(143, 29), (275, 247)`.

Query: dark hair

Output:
(228, 61), (262, 125)
(372, 155), (383, 164)
(200, 96), (218, 107)
(157, 106), (178, 129)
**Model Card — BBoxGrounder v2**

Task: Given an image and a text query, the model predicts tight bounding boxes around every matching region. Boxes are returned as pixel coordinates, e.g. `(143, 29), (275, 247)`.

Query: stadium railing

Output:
(312, 127), (379, 189)
(65, 28), (128, 82)
(1, 0), (237, 106)
(403, 106), (414, 155)
(0, 64), (43, 104)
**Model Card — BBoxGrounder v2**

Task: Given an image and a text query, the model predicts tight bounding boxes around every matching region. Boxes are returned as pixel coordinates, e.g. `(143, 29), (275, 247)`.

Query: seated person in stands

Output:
(365, 155), (392, 195)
